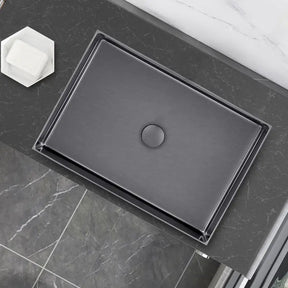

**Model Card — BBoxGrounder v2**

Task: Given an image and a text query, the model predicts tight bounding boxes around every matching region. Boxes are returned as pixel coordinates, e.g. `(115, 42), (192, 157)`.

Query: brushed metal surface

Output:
(35, 33), (270, 243)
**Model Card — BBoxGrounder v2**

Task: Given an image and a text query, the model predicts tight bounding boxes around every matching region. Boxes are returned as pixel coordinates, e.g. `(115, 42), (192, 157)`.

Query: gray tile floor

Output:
(0, 141), (200, 287)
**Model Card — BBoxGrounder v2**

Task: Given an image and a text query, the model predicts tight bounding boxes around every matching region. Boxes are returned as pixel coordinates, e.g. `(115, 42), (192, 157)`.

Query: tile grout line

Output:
(174, 250), (195, 288)
(0, 244), (43, 269)
(0, 244), (80, 287)
(31, 189), (88, 288)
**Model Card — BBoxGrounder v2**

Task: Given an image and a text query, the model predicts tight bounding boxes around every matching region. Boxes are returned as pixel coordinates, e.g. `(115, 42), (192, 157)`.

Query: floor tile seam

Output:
(0, 244), (80, 287)
(31, 189), (88, 288)
(174, 250), (195, 288)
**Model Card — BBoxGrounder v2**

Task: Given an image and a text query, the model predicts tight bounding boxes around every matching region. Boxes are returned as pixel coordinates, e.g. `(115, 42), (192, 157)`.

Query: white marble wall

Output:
(126, 0), (288, 90)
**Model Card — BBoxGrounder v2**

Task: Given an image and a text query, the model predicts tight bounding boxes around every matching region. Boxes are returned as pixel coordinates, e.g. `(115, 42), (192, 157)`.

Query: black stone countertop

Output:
(0, 0), (287, 278)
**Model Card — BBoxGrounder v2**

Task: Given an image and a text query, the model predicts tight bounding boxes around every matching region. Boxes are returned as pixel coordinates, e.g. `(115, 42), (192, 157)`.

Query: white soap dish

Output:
(1, 26), (54, 87)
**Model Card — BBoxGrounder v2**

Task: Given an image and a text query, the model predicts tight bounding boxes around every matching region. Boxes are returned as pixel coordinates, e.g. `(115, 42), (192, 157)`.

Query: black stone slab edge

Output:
(246, 212), (288, 287)
(33, 31), (271, 245)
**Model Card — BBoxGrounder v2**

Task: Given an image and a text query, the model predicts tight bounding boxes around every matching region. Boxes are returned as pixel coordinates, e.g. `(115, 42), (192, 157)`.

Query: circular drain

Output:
(141, 124), (165, 148)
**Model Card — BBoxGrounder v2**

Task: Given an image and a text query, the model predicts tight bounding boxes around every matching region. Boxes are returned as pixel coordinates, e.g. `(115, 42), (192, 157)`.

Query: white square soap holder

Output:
(1, 26), (54, 87)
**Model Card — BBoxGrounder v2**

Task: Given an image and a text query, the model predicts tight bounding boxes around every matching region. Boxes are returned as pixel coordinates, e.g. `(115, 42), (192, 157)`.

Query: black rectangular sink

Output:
(34, 32), (270, 244)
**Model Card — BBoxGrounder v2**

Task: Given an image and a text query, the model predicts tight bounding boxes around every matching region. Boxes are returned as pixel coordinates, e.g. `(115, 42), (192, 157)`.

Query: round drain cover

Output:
(141, 124), (165, 148)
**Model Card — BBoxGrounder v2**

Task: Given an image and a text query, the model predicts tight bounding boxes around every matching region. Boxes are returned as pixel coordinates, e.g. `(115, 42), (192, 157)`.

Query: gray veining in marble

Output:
(0, 142), (86, 265)
(0, 0), (287, 278)
(41, 190), (194, 288)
